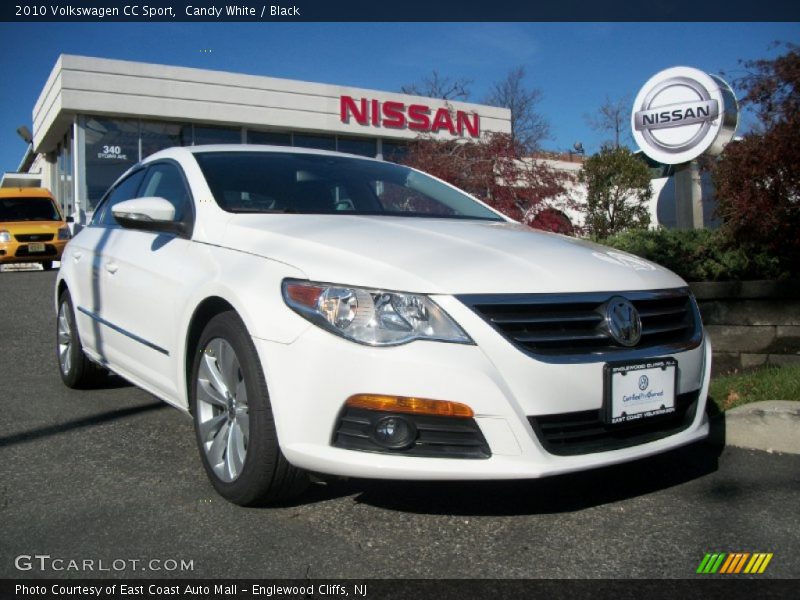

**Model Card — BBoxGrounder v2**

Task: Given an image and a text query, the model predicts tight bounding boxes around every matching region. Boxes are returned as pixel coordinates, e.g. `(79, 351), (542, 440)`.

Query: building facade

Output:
(21, 55), (512, 223)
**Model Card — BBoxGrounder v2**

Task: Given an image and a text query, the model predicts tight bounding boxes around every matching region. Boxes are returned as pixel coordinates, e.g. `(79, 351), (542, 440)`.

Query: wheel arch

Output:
(183, 296), (238, 412)
(176, 254), (309, 411)
(56, 278), (69, 299)
(55, 277), (69, 314)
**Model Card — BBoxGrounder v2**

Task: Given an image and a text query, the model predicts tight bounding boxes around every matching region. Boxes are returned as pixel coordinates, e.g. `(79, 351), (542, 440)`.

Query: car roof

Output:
(0, 187), (55, 199)
(142, 144), (386, 164)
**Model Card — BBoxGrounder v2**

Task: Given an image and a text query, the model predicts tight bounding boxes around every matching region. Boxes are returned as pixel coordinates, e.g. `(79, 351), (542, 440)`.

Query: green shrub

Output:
(599, 228), (789, 282)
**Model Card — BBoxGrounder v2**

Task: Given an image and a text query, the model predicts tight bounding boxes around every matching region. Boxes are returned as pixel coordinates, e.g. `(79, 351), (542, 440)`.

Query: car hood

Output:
(217, 214), (686, 294)
(1, 220), (65, 233)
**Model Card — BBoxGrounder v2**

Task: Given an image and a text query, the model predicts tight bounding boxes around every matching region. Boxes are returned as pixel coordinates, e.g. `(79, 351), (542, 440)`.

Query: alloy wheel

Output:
(57, 301), (72, 376)
(196, 338), (249, 482)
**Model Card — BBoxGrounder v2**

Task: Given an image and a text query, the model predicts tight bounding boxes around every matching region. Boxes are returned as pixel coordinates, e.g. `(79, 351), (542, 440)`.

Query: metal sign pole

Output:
(674, 160), (704, 230)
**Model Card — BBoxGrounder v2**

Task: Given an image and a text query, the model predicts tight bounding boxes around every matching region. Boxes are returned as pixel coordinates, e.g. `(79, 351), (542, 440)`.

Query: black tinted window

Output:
(0, 197), (60, 222)
(192, 151), (502, 221)
(93, 169), (146, 227)
(139, 163), (190, 221)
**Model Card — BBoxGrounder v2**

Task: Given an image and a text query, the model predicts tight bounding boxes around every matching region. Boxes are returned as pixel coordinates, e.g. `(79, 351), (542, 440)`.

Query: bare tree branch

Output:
(485, 66), (550, 154)
(584, 95), (632, 149)
(400, 70), (473, 101)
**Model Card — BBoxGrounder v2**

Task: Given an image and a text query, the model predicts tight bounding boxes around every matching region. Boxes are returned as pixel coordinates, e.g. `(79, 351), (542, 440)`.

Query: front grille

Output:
(333, 407), (491, 459)
(15, 233), (54, 242)
(528, 390), (700, 456)
(15, 244), (57, 257)
(459, 288), (702, 363)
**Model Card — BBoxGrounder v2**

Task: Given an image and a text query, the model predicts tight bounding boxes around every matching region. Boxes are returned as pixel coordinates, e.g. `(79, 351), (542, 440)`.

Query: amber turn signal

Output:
(345, 394), (474, 418)
(284, 282), (324, 308)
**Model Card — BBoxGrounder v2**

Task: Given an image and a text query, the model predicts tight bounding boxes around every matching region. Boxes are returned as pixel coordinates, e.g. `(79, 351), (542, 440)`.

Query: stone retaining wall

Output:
(689, 280), (800, 375)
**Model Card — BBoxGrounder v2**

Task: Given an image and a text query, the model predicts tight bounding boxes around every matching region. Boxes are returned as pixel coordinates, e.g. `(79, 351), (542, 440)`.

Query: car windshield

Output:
(0, 197), (60, 222)
(193, 151), (504, 221)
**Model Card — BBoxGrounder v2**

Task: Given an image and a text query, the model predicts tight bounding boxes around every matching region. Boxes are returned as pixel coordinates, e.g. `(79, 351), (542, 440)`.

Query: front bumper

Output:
(254, 297), (711, 481)
(0, 239), (67, 264)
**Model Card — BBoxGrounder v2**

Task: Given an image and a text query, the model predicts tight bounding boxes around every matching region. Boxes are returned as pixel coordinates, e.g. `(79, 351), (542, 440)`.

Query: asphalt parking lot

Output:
(1, 268), (799, 579)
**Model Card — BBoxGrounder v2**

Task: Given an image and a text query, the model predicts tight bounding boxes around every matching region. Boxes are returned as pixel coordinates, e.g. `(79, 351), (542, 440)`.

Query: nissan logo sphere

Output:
(605, 297), (642, 347)
(631, 66), (739, 165)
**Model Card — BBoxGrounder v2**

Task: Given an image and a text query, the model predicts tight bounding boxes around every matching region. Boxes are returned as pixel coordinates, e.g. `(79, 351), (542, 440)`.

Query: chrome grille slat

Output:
(512, 331), (609, 344)
(637, 305), (687, 318)
(458, 288), (703, 364)
(489, 311), (603, 325)
(640, 323), (690, 336)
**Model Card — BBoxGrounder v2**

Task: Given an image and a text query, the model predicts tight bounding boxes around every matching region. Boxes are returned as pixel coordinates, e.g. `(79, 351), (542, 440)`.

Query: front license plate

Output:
(28, 242), (45, 253)
(604, 358), (677, 425)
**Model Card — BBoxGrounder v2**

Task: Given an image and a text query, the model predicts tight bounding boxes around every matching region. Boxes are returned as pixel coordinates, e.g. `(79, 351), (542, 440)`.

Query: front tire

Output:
(42, 260), (54, 271)
(57, 290), (106, 388)
(190, 311), (308, 506)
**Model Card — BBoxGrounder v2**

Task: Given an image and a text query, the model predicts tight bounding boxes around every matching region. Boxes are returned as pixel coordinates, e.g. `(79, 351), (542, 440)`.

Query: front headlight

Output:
(0, 230), (11, 243)
(282, 279), (472, 346)
(57, 226), (71, 240)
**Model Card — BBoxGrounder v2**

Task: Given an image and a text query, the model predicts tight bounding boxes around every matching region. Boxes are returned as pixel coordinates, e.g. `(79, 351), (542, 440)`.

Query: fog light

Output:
(371, 416), (417, 450)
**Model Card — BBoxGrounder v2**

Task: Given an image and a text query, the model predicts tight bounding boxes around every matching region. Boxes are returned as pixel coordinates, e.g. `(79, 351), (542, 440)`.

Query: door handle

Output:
(105, 262), (119, 274)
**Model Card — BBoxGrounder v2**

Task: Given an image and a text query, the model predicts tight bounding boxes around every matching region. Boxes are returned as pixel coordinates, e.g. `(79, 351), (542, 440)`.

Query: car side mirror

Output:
(65, 215), (74, 223)
(112, 197), (188, 237)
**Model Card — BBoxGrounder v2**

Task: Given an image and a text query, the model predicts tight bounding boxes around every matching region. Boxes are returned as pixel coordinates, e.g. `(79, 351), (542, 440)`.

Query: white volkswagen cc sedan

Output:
(55, 145), (711, 505)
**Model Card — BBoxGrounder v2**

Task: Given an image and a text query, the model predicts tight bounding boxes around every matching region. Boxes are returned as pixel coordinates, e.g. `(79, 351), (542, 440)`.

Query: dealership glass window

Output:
(55, 142), (64, 211)
(193, 125), (242, 145)
(293, 133), (336, 151)
(381, 140), (408, 163)
(55, 129), (74, 217)
(247, 130), (292, 146)
(64, 132), (73, 216)
(337, 136), (377, 157)
(83, 117), (140, 212)
(141, 120), (192, 158)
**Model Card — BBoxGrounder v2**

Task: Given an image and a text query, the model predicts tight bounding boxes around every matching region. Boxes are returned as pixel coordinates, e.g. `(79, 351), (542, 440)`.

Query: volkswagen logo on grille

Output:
(605, 297), (642, 347)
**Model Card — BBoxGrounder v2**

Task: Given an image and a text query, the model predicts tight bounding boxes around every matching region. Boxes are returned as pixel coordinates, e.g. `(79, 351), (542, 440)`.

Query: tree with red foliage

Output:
(713, 44), (800, 270)
(399, 132), (574, 232)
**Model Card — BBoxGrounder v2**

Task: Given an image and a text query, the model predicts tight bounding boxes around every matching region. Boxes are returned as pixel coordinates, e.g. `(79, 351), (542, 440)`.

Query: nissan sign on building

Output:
(17, 55), (511, 224)
(632, 66), (739, 165)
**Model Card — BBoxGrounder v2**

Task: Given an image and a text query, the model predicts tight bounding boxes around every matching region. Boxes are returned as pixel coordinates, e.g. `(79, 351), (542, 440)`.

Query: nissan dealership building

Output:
(16, 54), (512, 223)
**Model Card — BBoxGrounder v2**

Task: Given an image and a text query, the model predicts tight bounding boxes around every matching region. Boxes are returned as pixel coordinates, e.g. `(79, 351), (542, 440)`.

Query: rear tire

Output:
(190, 311), (308, 506)
(56, 290), (106, 388)
(42, 261), (54, 271)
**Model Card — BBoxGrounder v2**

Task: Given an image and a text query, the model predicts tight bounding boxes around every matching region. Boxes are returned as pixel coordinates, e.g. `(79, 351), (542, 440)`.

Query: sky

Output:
(0, 22), (797, 173)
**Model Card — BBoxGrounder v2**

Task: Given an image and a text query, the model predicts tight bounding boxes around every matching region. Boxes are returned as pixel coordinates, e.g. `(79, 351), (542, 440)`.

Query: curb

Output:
(721, 400), (800, 455)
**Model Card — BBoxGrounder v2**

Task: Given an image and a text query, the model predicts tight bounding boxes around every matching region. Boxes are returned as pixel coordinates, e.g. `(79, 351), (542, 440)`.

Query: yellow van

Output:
(0, 188), (70, 270)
